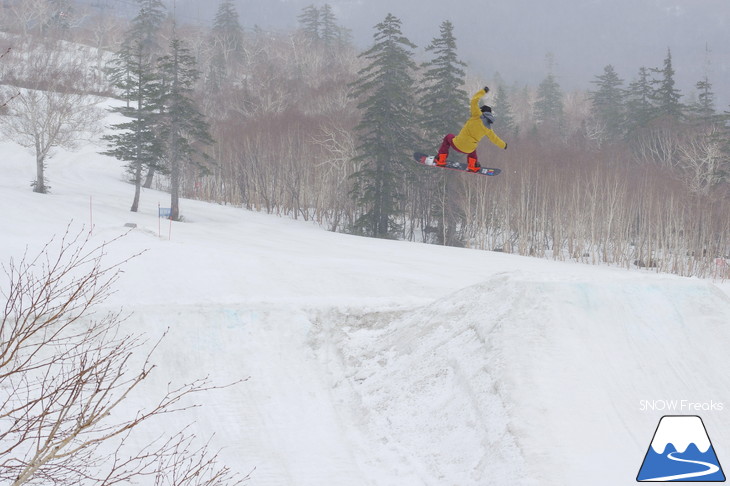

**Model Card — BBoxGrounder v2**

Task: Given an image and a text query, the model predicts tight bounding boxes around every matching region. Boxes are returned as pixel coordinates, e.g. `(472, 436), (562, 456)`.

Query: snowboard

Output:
(413, 152), (501, 176)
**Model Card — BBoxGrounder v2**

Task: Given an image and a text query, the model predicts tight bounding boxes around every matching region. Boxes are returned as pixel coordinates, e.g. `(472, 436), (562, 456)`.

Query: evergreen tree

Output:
(690, 76), (728, 189)
(589, 64), (626, 140)
(723, 105), (730, 171)
(209, 0), (244, 90)
(689, 76), (716, 122)
(157, 37), (214, 221)
(103, 40), (164, 212)
(419, 20), (467, 246)
(651, 48), (683, 119)
(626, 66), (655, 133)
(319, 4), (338, 47)
(128, 0), (167, 55)
(106, 41), (136, 106)
(298, 5), (320, 43)
(689, 45), (721, 126)
(212, 0), (244, 53)
(126, 0), (168, 189)
(420, 20), (467, 141)
(349, 14), (422, 238)
(493, 85), (517, 137)
(298, 4), (349, 50)
(534, 72), (563, 128)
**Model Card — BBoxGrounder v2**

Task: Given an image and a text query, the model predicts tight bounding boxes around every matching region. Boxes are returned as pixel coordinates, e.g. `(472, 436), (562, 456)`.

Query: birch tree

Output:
(0, 48), (104, 194)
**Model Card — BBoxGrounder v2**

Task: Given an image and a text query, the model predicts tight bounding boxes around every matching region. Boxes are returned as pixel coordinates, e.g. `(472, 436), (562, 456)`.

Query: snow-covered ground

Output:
(2, 120), (730, 485)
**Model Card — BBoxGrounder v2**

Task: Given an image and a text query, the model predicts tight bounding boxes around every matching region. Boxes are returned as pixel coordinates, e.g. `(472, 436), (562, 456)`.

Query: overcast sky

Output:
(168, 0), (730, 106)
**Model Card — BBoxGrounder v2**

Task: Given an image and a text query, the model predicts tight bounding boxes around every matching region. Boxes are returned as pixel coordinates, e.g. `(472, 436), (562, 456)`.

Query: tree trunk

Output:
(169, 127), (180, 221)
(34, 151), (46, 194)
(142, 165), (155, 188)
(130, 162), (142, 212)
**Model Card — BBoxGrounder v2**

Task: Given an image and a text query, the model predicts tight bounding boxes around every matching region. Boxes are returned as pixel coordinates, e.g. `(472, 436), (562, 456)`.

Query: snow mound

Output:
(2, 112), (730, 485)
(318, 272), (730, 485)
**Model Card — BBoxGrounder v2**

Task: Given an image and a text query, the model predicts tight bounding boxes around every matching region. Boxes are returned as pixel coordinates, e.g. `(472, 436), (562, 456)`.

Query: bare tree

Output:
(676, 125), (728, 195)
(311, 124), (358, 230)
(4, 0), (53, 37)
(84, 11), (128, 75)
(0, 47), (20, 108)
(631, 121), (680, 168)
(0, 46), (105, 193)
(0, 228), (246, 485)
(583, 119), (609, 149)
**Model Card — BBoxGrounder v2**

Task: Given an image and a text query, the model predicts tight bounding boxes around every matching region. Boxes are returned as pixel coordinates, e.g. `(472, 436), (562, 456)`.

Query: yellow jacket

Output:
(452, 89), (507, 154)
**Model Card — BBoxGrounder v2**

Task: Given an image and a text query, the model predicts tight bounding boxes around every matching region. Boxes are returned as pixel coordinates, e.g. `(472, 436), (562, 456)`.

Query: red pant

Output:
(438, 134), (477, 163)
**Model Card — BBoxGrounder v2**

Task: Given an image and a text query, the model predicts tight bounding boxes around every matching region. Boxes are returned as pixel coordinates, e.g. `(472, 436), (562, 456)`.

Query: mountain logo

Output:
(637, 415), (725, 482)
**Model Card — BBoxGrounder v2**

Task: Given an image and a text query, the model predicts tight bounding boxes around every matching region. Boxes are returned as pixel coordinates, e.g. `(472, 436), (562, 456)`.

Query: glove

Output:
(483, 86), (490, 94)
(504, 143), (508, 150)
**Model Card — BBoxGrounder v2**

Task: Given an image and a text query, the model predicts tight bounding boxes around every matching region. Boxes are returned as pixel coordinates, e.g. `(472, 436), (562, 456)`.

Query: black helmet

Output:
(480, 105), (492, 113)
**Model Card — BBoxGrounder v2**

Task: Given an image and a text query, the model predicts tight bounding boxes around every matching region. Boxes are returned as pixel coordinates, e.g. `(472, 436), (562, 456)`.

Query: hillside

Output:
(1, 125), (730, 485)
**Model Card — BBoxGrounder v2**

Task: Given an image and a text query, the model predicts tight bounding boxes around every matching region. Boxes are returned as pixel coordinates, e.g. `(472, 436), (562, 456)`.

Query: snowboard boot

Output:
(435, 153), (448, 167)
(467, 156), (481, 172)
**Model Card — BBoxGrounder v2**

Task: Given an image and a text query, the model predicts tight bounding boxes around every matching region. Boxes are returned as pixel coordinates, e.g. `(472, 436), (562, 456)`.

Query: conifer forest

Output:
(1, 0), (728, 279)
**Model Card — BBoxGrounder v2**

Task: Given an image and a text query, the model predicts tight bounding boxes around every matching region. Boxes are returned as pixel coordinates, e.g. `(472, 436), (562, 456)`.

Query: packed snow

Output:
(2, 110), (730, 485)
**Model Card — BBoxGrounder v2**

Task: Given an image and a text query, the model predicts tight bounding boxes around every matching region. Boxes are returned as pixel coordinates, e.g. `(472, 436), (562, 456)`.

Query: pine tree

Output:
(493, 85), (517, 137)
(589, 64), (626, 140)
(688, 75), (728, 190)
(419, 20), (467, 246)
(626, 66), (655, 133)
(651, 48), (683, 119)
(157, 36), (214, 221)
(298, 5), (320, 43)
(689, 76), (716, 123)
(106, 41), (136, 106)
(420, 21), (467, 141)
(689, 45), (719, 126)
(319, 4), (338, 47)
(128, 0), (167, 55)
(722, 105), (730, 172)
(103, 40), (164, 212)
(349, 14), (422, 238)
(209, 0), (244, 90)
(212, 0), (244, 53)
(534, 72), (563, 128)
(298, 4), (348, 50)
(126, 0), (168, 189)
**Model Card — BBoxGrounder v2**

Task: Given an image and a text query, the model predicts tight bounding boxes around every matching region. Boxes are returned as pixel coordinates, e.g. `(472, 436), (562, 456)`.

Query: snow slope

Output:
(2, 122), (730, 485)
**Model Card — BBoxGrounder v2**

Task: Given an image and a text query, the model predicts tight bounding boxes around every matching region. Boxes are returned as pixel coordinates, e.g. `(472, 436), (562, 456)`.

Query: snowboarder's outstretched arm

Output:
(485, 128), (507, 149)
(469, 87), (490, 118)
(473, 86), (507, 149)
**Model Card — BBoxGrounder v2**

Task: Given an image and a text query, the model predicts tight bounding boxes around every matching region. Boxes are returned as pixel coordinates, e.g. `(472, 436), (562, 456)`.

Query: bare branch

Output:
(1, 228), (245, 485)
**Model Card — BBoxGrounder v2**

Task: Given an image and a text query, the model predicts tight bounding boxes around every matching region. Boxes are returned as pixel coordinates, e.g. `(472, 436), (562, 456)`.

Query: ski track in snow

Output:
(1, 117), (730, 486)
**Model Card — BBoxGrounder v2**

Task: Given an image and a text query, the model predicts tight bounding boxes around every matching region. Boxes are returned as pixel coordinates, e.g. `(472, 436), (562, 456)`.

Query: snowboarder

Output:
(435, 86), (507, 172)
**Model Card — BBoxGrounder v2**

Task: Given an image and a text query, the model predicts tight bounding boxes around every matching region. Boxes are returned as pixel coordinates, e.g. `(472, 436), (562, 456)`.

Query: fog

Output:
(169, 0), (729, 106)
